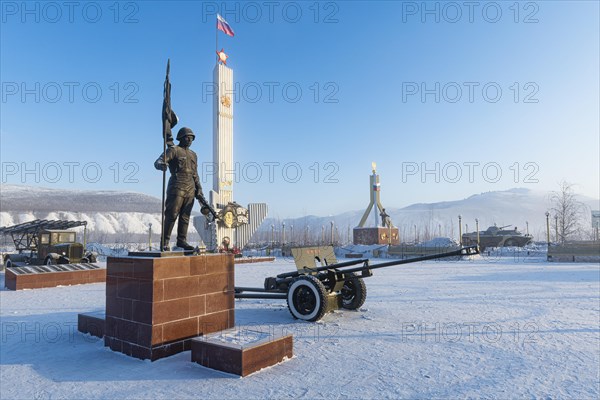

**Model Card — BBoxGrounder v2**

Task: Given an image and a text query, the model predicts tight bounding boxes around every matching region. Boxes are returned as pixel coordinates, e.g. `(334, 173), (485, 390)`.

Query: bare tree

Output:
(550, 181), (584, 243)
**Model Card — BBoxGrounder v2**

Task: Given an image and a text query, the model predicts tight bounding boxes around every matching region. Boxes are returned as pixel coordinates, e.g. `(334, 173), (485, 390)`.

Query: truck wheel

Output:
(45, 256), (56, 266)
(341, 272), (367, 310)
(287, 275), (328, 322)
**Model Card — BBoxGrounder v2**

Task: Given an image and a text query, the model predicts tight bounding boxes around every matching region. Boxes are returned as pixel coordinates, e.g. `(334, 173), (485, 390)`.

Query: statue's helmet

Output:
(176, 127), (195, 140)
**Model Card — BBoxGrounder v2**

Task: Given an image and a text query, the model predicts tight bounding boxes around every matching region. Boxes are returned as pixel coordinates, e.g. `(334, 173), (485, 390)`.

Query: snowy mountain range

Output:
(1, 184), (598, 240)
(0, 184), (163, 235)
(267, 188), (600, 242)
(1, 184), (161, 213)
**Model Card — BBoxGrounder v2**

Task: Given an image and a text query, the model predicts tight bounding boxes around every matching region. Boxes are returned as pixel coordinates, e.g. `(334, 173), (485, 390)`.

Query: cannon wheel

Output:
(287, 275), (328, 322)
(4, 256), (13, 269)
(341, 272), (367, 310)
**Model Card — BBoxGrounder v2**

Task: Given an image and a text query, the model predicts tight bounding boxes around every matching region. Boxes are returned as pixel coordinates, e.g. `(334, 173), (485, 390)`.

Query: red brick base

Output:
(353, 227), (400, 245)
(78, 312), (105, 338)
(191, 329), (293, 376)
(103, 254), (235, 361)
(5, 265), (106, 290)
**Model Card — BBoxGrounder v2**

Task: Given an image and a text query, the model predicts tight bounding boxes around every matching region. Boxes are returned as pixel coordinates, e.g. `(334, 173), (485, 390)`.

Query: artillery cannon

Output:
(235, 245), (479, 321)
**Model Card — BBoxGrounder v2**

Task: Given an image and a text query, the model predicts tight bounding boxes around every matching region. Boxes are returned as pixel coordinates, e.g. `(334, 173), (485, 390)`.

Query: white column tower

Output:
(194, 61), (267, 252)
(212, 63), (234, 206)
(208, 63), (235, 249)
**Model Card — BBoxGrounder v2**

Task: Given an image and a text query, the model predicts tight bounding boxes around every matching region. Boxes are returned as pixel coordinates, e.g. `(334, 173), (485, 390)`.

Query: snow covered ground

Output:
(1, 255), (598, 399)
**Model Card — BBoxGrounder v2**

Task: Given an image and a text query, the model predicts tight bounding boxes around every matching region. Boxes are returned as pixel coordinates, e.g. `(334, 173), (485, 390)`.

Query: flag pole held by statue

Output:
(160, 59), (176, 251)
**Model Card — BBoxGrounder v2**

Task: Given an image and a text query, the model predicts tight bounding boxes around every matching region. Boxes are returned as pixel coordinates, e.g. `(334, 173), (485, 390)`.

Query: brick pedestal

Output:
(353, 227), (400, 245)
(103, 254), (234, 361)
(5, 264), (106, 290)
(191, 329), (293, 376)
(78, 312), (105, 338)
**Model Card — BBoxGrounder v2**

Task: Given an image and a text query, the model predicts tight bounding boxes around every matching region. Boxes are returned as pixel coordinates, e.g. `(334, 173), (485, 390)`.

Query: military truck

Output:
(462, 224), (532, 251)
(0, 219), (97, 268)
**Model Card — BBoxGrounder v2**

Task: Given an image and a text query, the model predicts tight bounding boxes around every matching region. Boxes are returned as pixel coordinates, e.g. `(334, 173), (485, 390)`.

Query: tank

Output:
(462, 224), (532, 250)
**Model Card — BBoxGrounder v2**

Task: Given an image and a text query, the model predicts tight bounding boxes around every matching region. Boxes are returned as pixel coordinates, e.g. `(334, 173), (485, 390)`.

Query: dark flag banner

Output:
(162, 59), (178, 146)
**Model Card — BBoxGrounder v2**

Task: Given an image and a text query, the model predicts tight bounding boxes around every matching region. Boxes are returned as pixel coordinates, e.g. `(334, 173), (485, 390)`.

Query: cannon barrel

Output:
(234, 292), (287, 299)
(340, 246), (479, 274)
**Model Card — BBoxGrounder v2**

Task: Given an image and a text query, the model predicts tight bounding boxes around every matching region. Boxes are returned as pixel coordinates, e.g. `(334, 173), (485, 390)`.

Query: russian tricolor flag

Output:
(217, 14), (235, 37)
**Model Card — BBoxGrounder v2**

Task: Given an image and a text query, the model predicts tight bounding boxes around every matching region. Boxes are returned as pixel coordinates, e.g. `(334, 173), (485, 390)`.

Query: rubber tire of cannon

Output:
(341, 272), (367, 310)
(287, 275), (328, 322)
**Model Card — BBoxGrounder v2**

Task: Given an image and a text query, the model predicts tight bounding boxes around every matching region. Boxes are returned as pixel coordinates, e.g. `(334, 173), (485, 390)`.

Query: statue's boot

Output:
(176, 241), (195, 251)
(162, 218), (176, 252)
(175, 198), (195, 251)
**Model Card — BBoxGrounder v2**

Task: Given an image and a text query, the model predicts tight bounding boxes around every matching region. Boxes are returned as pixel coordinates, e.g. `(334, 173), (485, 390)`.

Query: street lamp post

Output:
(290, 224), (293, 245)
(475, 218), (479, 247)
(321, 225), (325, 245)
(458, 215), (462, 246)
(271, 224), (274, 249)
(148, 223), (152, 251)
(526, 221), (529, 236)
(282, 222), (286, 246)
(545, 212), (550, 255)
(330, 221), (334, 245)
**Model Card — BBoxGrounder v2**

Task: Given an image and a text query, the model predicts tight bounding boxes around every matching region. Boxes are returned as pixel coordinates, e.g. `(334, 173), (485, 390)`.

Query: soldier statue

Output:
(380, 208), (391, 228)
(154, 127), (204, 251)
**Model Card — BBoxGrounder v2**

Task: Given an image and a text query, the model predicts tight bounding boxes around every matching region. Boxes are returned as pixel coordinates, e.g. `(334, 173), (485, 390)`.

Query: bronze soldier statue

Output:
(155, 127), (204, 251)
(380, 208), (391, 228)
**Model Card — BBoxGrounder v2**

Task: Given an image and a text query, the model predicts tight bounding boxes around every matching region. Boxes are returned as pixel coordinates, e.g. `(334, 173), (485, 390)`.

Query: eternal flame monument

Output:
(353, 163), (400, 245)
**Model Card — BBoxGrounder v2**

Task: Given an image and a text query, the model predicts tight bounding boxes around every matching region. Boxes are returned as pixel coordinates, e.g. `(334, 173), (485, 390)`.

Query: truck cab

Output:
(37, 229), (85, 264)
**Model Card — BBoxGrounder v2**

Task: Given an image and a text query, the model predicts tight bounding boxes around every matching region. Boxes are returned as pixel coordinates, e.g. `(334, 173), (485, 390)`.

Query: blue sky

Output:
(1, 1), (598, 218)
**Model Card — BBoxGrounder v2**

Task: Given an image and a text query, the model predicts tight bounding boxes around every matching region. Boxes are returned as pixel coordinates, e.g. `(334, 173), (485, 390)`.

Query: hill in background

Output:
(1, 185), (598, 241)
